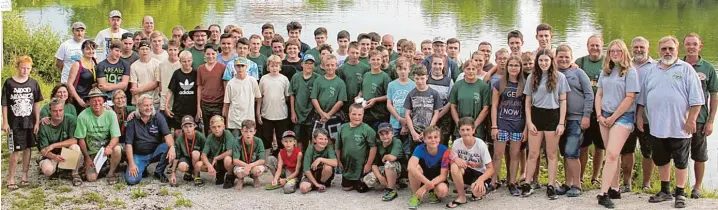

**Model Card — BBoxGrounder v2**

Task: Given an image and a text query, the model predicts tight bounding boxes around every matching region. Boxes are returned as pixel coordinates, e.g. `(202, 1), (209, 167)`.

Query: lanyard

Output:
(81, 58), (96, 81)
(242, 138), (254, 162)
(117, 108), (125, 133)
(184, 133), (196, 156)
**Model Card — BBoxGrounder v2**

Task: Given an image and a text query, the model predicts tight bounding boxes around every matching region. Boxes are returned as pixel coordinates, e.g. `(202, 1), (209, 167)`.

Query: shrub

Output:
(3, 11), (64, 83)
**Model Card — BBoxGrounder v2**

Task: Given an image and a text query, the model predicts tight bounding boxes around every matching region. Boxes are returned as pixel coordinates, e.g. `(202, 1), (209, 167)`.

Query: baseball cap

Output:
(282, 131), (296, 139)
(303, 54), (316, 63)
(234, 57), (249, 66)
(71, 22), (86, 30)
(378, 122), (393, 133)
(109, 10), (122, 18)
(432, 36), (447, 44)
(181, 115), (195, 126)
(138, 40), (151, 49)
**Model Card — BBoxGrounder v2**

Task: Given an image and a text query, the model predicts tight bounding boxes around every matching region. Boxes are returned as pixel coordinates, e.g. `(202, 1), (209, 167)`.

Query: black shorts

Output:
(295, 124), (313, 151)
(462, 168), (490, 185)
(580, 113), (605, 149)
(530, 106), (559, 131)
(650, 136), (690, 169)
(691, 123), (708, 162)
(39, 148), (63, 162)
(8, 128), (36, 152)
(301, 165), (334, 189)
(638, 123), (652, 159)
(621, 126), (639, 155)
(165, 112), (185, 129)
(179, 156), (193, 171)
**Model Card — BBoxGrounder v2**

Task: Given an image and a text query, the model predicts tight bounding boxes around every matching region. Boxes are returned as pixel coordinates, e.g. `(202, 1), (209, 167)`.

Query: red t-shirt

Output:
(197, 62), (226, 103)
(280, 148), (300, 174)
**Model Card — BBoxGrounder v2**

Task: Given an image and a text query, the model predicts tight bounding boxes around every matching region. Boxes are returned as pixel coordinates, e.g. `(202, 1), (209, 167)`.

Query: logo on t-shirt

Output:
(179, 79), (195, 95)
(698, 72), (706, 81)
(673, 72), (683, 81)
(9, 87), (34, 117)
(473, 93), (481, 104)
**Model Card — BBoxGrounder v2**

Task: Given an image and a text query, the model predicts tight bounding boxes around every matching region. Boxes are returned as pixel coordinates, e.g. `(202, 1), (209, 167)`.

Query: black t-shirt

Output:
(1, 77), (43, 129)
(281, 60), (302, 79)
(97, 59), (130, 90)
(168, 69), (198, 116)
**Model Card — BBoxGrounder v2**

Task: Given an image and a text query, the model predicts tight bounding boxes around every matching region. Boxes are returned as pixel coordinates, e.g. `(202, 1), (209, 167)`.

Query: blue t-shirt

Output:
(492, 81), (525, 132)
(219, 54), (260, 81)
(412, 143), (450, 170)
(387, 80), (416, 129)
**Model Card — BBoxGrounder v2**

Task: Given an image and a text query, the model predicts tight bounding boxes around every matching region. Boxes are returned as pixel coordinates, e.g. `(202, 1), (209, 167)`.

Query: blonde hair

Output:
(210, 115), (224, 126)
(150, 31), (163, 39)
(179, 51), (192, 60)
(659, 36), (680, 48)
(602, 40), (633, 77)
(267, 55), (282, 66)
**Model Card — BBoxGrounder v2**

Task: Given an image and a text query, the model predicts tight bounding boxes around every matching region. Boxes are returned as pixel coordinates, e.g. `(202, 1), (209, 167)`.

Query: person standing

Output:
(57, 22), (87, 84)
(630, 36), (657, 193)
(96, 40), (130, 107)
(94, 10), (129, 62)
(576, 35), (606, 188)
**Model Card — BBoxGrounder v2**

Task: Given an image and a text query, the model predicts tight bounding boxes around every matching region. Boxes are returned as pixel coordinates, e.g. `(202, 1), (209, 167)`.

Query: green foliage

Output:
(55, 185), (73, 193)
(131, 188), (148, 199)
(111, 198), (126, 208)
(53, 196), (73, 206)
(85, 192), (104, 204)
(174, 197), (192, 208)
(159, 188), (170, 196)
(114, 182), (127, 191)
(3, 11), (63, 83)
(12, 188), (47, 210)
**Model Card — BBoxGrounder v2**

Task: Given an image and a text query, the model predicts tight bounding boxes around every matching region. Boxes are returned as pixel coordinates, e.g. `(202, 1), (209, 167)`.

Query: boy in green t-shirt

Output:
(200, 115), (234, 187)
(299, 128), (338, 193)
(310, 54), (348, 140)
(291, 55), (320, 150)
(169, 115), (207, 187)
(359, 50), (391, 128)
(338, 42), (370, 114)
(335, 104), (378, 192)
(364, 123), (404, 201)
(304, 27), (328, 67)
(231, 120), (265, 191)
(37, 98), (82, 185)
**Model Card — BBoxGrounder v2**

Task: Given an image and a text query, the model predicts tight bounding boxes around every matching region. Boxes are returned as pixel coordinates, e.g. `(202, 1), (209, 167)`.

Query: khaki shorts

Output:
(233, 165), (266, 177)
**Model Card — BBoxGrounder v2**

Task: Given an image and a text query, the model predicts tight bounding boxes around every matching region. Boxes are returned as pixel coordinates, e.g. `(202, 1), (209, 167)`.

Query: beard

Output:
(661, 55), (677, 65)
(633, 53), (646, 61)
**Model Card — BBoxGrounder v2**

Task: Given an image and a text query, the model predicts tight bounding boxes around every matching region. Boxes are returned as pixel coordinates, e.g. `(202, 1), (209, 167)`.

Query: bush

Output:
(3, 11), (64, 83)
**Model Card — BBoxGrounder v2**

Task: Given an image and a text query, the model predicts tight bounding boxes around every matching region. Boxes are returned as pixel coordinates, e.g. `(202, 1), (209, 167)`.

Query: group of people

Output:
(1, 9), (713, 209)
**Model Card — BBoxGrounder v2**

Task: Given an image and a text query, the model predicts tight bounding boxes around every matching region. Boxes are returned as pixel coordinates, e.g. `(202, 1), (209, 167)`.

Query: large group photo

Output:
(2, 0), (718, 209)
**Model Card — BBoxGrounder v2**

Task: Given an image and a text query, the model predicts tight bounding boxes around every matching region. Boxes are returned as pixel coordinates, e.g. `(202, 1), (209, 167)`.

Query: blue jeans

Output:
(559, 120), (583, 159)
(125, 143), (169, 185)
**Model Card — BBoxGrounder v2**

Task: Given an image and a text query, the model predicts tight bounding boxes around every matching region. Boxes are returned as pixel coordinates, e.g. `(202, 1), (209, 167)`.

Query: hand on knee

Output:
(112, 145), (122, 156)
(178, 163), (189, 172)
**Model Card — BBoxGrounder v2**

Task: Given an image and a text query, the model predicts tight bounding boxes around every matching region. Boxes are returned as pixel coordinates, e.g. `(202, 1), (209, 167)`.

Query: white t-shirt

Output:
(130, 58), (161, 105)
(224, 76), (261, 129)
(56, 39), (84, 83)
(94, 28), (129, 62)
(151, 50), (169, 63)
(158, 59), (181, 110)
(451, 137), (492, 173)
(258, 74), (290, 120)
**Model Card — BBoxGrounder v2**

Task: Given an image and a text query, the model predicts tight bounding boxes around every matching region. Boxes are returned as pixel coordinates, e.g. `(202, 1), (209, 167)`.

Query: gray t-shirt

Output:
(598, 66), (640, 113)
(427, 75), (454, 109)
(523, 72), (570, 109)
(639, 60), (705, 138)
(404, 87), (442, 132)
(559, 68), (594, 120)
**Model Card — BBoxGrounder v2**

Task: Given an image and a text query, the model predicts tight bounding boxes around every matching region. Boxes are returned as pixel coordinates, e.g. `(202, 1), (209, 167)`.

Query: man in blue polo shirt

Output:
(125, 94), (176, 185)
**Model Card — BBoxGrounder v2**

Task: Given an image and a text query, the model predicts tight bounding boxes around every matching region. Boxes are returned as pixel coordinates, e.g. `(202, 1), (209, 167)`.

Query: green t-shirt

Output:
(362, 70), (391, 122)
(175, 131), (207, 159)
(684, 58), (718, 123)
(390, 52), (400, 62)
(305, 48), (322, 67)
(313, 66), (325, 76)
(202, 130), (234, 160)
(337, 62), (370, 109)
(260, 45), (273, 58)
(335, 123), (377, 180)
(248, 53), (268, 78)
(232, 136), (265, 163)
(449, 80), (492, 137)
(74, 109), (121, 155)
(188, 47), (206, 70)
(114, 106), (136, 130)
(310, 75), (348, 113)
(575, 55), (604, 95)
(37, 114), (77, 150)
(40, 103), (77, 119)
(290, 72), (320, 125)
(343, 57), (370, 66)
(387, 61), (420, 81)
(374, 138), (403, 166)
(302, 144), (336, 172)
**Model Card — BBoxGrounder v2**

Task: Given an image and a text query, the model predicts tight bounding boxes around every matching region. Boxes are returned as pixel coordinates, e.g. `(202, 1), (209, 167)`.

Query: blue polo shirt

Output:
(126, 111), (171, 155)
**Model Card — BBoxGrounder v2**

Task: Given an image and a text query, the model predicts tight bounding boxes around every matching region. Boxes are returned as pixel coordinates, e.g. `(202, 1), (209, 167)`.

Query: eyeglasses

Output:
(661, 47), (676, 51)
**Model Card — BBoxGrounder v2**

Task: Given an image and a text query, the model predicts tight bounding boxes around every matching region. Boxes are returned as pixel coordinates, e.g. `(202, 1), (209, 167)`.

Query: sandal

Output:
(470, 194), (482, 201)
(445, 200), (467, 208)
(591, 179), (600, 187)
(194, 177), (204, 187)
(6, 183), (18, 190)
(107, 175), (118, 185)
(265, 184), (282, 190)
(72, 174), (83, 186)
(19, 180), (30, 187)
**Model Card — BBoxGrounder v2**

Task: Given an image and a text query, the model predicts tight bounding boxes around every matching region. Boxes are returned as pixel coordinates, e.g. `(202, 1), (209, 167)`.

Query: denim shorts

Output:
(559, 120), (583, 159)
(601, 111), (635, 130)
(497, 129), (523, 142)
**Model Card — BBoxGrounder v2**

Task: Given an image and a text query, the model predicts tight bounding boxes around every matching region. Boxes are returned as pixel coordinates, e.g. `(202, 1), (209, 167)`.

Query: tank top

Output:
(74, 59), (96, 98)
(280, 148), (300, 174)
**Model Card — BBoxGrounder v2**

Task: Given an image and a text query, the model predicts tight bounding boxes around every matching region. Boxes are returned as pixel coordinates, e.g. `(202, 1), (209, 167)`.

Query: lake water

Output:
(15, 0), (718, 190)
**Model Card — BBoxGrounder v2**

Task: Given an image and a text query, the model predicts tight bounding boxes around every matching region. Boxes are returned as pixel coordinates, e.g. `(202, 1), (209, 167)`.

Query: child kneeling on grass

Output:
(407, 126), (450, 209)
(230, 120), (266, 191)
(364, 122), (404, 201)
(446, 117), (495, 208)
(299, 128), (337, 193)
(266, 130), (303, 194)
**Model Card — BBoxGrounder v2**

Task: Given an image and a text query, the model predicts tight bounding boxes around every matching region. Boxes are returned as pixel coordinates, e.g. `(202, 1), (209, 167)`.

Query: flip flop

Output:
(6, 183), (18, 190)
(265, 184), (282, 190)
(445, 200), (468, 209)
